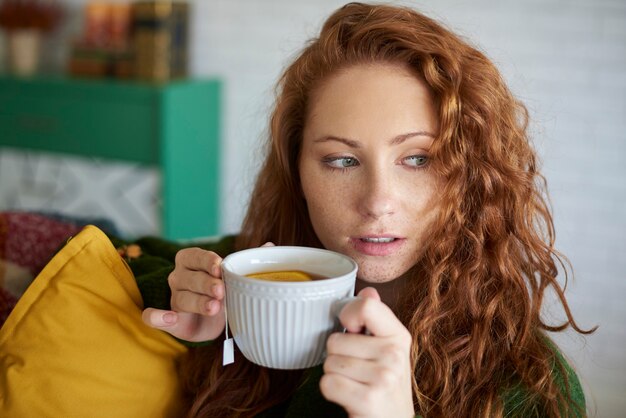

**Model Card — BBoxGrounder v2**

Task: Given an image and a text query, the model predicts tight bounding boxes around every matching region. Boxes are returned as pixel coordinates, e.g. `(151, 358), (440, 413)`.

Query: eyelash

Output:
(321, 155), (429, 172)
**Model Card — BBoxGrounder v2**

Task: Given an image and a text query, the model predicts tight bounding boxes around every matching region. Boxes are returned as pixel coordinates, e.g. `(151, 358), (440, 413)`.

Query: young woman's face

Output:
(299, 63), (441, 283)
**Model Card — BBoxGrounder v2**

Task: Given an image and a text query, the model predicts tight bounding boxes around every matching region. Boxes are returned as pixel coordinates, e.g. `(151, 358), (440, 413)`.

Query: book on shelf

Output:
(132, 1), (189, 82)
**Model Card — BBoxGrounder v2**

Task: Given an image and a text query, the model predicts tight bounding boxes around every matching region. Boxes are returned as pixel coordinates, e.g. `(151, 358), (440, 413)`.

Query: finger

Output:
(332, 288), (379, 331)
(171, 289), (223, 316)
(339, 296), (410, 339)
(170, 312), (225, 342)
(142, 307), (178, 328)
(323, 353), (377, 384)
(261, 242), (275, 247)
(326, 331), (401, 361)
(319, 372), (369, 416)
(169, 270), (224, 299)
(326, 332), (376, 359)
(175, 247), (222, 274)
(324, 353), (408, 389)
(143, 308), (225, 342)
(356, 286), (381, 301)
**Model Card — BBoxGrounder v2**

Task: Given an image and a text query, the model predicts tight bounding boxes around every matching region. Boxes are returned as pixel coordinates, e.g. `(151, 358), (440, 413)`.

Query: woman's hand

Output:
(320, 287), (415, 418)
(141, 247), (227, 342)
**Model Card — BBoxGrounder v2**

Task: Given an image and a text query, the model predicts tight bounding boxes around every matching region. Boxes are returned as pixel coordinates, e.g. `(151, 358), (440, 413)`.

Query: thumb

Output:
(261, 242), (276, 247)
(357, 286), (381, 301)
(142, 307), (178, 329)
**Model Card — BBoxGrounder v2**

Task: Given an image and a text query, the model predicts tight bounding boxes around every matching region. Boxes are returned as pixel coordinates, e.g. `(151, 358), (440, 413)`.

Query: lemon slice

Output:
(246, 270), (312, 282)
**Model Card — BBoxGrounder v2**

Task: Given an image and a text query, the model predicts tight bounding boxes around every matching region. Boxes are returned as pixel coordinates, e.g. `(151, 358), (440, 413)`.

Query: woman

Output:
(142, 3), (591, 417)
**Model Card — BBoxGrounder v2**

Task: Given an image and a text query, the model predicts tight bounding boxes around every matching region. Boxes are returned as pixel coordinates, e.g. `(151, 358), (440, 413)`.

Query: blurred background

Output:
(0, 0), (624, 416)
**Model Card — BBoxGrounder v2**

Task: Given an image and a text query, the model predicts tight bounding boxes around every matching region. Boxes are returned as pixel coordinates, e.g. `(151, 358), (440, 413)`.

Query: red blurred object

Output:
(83, 1), (109, 46)
(0, 0), (64, 32)
(68, 2), (133, 79)
(109, 3), (131, 48)
(82, 2), (131, 48)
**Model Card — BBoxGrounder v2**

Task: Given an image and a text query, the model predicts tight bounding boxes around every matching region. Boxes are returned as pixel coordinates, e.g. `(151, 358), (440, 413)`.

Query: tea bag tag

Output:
(223, 338), (234, 365)
(222, 304), (235, 366)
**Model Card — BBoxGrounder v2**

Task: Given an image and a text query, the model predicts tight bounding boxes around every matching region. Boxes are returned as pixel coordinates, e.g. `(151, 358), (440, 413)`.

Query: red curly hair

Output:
(180, 3), (592, 417)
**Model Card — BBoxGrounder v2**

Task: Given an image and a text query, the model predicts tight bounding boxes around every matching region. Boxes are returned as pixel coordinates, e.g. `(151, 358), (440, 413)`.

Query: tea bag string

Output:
(224, 304), (230, 340)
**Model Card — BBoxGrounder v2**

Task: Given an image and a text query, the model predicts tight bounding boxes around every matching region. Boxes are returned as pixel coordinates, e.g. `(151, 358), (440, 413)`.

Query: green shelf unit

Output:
(0, 75), (221, 240)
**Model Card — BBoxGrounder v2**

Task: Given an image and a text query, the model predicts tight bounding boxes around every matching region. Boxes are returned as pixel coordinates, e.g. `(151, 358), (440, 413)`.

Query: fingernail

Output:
(211, 264), (221, 277)
(206, 300), (215, 313)
(163, 312), (176, 324)
(212, 283), (222, 298)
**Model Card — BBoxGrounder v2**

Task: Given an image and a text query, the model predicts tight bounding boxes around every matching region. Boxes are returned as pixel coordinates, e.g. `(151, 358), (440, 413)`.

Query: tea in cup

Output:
(221, 246), (358, 369)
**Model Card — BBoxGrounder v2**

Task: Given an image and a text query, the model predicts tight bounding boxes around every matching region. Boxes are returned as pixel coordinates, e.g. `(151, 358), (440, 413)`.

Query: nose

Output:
(359, 168), (396, 220)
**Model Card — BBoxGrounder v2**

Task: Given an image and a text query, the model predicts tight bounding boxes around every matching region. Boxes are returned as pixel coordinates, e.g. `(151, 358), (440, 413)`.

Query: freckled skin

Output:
(299, 63), (442, 292)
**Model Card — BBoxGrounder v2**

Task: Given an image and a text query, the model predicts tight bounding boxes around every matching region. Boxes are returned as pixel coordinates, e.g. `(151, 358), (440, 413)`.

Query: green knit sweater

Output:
(110, 234), (586, 418)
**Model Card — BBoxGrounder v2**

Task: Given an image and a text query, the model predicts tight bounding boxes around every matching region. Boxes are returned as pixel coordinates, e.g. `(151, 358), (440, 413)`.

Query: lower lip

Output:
(350, 238), (405, 256)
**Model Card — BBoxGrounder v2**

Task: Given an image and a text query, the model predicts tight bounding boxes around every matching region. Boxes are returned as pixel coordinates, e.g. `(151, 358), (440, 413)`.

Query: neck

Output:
(355, 273), (410, 313)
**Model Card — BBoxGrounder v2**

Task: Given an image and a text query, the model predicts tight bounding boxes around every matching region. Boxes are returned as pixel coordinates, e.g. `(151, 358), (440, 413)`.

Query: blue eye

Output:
(404, 155), (428, 167)
(324, 156), (360, 169)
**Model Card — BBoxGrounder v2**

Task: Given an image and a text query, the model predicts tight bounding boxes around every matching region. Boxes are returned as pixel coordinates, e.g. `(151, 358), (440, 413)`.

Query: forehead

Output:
(304, 63), (437, 140)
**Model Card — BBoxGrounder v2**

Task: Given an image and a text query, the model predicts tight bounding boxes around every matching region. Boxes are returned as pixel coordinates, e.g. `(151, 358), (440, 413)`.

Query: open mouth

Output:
(360, 237), (396, 243)
(351, 236), (404, 256)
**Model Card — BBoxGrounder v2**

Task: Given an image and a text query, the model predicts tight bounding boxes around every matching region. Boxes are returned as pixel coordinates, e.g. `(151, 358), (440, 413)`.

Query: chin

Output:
(354, 260), (411, 283)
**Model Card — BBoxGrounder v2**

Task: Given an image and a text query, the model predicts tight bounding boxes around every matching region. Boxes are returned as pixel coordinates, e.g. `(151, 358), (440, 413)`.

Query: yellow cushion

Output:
(0, 225), (187, 418)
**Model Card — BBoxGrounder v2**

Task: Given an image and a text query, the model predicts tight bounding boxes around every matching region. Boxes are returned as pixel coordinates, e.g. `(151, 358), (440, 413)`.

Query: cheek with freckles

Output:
(303, 180), (354, 251)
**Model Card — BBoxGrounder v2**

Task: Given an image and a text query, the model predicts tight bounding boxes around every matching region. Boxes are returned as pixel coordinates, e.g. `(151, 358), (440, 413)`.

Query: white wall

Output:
(2, 0), (624, 416)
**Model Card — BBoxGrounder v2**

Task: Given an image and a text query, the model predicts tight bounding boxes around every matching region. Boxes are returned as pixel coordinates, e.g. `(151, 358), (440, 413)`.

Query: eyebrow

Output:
(313, 131), (436, 148)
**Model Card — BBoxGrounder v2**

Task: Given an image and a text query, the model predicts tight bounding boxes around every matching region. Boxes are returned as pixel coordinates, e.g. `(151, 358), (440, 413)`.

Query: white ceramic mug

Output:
(222, 246), (358, 370)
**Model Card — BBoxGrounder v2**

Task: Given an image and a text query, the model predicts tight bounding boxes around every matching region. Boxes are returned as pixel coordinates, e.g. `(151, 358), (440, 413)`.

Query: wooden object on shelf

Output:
(0, 75), (221, 240)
